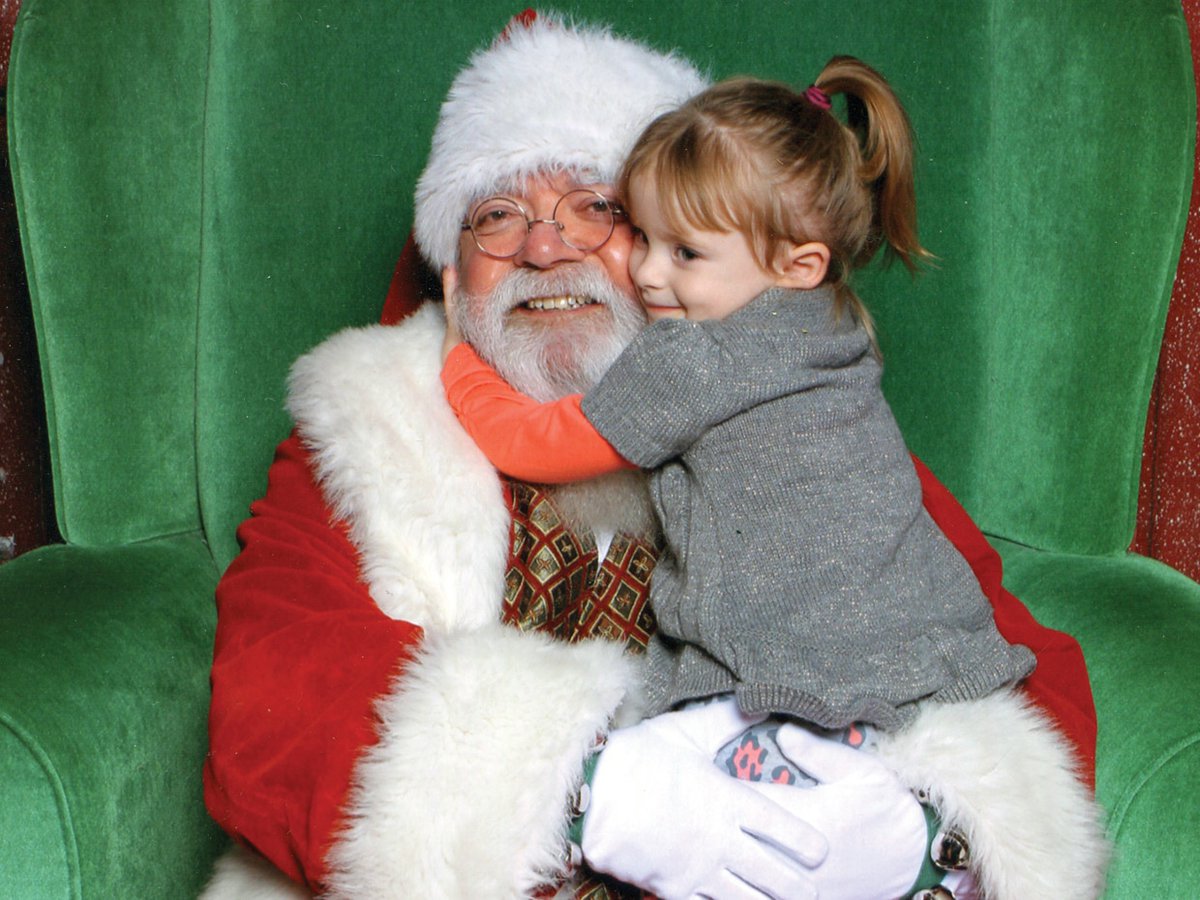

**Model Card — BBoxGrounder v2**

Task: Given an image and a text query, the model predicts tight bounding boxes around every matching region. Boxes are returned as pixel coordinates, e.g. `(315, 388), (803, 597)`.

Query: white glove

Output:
(581, 698), (827, 900)
(745, 724), (928, 900)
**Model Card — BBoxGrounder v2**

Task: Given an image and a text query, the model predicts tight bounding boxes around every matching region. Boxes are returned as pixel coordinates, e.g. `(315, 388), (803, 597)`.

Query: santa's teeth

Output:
(524, 296), (594, 310)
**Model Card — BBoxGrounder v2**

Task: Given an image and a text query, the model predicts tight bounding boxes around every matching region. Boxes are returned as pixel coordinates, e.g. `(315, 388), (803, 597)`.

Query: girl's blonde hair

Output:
(617, 56), (931, 342)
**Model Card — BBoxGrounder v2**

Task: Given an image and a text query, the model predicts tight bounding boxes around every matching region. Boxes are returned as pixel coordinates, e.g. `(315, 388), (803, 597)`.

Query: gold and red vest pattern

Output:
(501, 478), (659, 900)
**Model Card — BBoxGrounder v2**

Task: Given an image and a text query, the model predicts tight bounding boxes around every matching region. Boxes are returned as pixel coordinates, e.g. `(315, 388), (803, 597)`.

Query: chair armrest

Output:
(0, 534), (227, 897)
(995, 539), (1200, 896)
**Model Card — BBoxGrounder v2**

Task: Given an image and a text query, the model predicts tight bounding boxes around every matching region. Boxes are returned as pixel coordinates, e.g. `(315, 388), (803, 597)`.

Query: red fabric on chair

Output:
(1132, 0), (1200, 581)
(381, 233), (439, 326)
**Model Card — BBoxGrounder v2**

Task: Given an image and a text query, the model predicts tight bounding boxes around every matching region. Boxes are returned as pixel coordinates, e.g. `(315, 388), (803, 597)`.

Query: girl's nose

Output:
(631, 249), (664, 290)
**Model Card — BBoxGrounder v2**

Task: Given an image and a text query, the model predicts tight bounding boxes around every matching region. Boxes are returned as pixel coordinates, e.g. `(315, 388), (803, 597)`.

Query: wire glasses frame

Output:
(460, 189), (626, 259)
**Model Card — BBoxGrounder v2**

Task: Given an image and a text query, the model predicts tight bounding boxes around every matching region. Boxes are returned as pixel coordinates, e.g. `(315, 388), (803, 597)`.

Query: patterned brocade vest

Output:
(500, 479), (659, 900)
(500, 479), (659, 649)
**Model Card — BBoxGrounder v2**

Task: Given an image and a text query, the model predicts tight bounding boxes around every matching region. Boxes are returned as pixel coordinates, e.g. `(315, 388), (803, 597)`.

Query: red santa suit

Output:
(201, 13), (1108, 900)
(203, 301), (1107, 900)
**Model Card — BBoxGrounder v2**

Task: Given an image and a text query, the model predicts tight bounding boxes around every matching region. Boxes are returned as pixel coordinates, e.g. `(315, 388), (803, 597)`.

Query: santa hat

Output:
(413, 10), (708, 270)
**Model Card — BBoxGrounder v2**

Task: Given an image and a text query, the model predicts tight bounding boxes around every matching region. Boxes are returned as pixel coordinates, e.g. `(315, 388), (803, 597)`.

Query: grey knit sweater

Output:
(581, 286), (1035, 730)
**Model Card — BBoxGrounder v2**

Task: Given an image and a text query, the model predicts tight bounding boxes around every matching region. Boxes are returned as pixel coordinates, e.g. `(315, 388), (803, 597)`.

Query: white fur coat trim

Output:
(292, 307), (638, 897)
(207, 311), (1107, 897)
(874, 687), (1109, 899)
(324, 627), (634, 898)
(286, 303), (511, 634)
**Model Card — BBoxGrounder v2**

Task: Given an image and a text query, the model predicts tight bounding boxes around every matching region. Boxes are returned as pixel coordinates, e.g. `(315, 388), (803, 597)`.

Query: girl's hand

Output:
(441, 267), (464, 362)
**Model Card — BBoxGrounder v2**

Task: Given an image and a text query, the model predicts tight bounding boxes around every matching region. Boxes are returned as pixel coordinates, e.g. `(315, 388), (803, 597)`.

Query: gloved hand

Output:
(581, 698), (827, 900)
(744, 724), (928, 900)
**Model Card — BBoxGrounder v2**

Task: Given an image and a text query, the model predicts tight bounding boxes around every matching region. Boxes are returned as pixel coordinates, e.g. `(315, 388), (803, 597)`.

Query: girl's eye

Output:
(674, 245), (699, 262)
(631, 227), (647, 244)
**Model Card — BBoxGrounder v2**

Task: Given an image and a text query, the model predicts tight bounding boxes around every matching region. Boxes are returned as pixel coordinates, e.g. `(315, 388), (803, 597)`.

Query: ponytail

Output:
(815, 56), (931, 273)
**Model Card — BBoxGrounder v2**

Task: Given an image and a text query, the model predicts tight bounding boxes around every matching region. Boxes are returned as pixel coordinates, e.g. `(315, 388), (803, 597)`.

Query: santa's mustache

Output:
(490, 266), (635, 313)
(455, 265), (646, 401)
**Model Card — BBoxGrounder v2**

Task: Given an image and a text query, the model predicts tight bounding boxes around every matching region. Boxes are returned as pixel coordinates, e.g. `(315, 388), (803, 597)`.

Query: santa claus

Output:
(202, 12), (1108, 899)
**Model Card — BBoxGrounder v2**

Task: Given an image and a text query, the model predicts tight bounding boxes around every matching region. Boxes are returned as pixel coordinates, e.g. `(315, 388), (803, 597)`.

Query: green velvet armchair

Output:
(1, 1), (1195, 897)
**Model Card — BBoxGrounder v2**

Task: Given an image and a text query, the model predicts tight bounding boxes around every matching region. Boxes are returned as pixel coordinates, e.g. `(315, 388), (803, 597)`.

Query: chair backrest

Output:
(9, 2), (210, 548)
(9, 0), (1192, 570)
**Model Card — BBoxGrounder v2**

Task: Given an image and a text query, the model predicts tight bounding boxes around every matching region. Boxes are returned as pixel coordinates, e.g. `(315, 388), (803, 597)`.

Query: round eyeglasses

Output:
(461, 189), (626, 259)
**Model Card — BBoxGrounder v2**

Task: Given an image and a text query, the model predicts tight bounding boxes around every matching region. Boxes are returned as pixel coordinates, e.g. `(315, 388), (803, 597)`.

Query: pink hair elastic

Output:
(804, 85), (832, 110)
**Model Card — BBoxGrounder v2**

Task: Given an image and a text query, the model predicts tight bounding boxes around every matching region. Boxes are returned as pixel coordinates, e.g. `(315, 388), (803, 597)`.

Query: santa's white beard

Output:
(456, 265), (646, 400)
(454, 265), (659, 540)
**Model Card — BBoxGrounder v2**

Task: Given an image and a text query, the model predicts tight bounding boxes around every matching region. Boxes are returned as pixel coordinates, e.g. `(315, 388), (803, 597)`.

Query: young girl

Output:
(442, 58), (1034, 743)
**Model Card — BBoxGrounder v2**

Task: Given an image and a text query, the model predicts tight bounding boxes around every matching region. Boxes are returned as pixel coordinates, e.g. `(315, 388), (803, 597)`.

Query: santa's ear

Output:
(441, 267), (459, 308)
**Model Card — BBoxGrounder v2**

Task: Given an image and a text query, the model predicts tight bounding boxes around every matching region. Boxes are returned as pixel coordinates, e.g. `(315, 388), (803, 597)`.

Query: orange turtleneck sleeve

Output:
(441, 342), (636, 484)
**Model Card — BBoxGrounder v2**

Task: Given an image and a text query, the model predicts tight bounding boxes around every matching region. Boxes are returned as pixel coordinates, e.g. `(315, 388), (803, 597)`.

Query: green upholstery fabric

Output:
(6, 1), (209, 546)
(996, 539), (1200, 895)
(0, 536), (223, 897)
(195, 1), (435, 567)
(182, 0), (1198, 569)
(1, 0), (1196, 896)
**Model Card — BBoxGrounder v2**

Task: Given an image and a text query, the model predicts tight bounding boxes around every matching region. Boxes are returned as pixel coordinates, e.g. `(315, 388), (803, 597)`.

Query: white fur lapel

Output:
(286, 304), (511, 633)
(326, 628), (634, 898)
(204, 306), (641, 899)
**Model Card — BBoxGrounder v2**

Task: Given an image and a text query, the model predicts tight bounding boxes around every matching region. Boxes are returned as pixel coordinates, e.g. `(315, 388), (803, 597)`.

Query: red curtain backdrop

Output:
(1132, 0), (1200, 581)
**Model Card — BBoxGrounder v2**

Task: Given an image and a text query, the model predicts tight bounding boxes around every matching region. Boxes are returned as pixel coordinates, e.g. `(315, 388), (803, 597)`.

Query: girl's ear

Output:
(774, 241), (830, 290)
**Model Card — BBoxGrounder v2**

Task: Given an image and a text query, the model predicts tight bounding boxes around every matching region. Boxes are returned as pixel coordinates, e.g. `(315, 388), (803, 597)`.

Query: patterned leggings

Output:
(711, 706), (874, 786)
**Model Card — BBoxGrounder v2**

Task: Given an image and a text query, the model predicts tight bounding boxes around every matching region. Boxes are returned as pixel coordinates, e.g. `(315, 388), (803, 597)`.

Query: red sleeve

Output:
(203, 431), (425, 892)
(441, 342), (636, 483)
(912, 455), (1098, 788)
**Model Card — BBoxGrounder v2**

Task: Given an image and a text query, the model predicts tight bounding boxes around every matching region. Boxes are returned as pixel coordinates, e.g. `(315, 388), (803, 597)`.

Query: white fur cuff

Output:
(323, 626), (636, 898)
(874, 688), (1110, 899)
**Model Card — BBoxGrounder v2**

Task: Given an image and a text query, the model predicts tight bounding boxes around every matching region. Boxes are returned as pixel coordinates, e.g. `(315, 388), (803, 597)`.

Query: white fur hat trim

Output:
(413, 11), (708, 270)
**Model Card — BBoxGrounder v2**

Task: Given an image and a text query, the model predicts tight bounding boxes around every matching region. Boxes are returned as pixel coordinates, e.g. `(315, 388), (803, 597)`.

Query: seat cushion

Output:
(0, 535), (226, 898)
(995, 538), (1200, 894)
